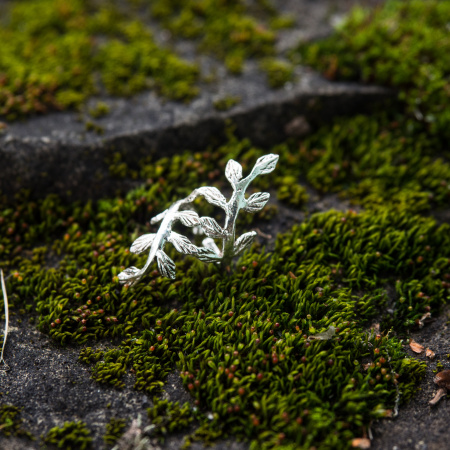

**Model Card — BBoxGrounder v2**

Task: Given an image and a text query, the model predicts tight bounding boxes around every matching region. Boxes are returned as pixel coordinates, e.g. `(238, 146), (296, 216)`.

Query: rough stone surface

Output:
(371, 307), (450, 450)
(0, 0), (389, 201)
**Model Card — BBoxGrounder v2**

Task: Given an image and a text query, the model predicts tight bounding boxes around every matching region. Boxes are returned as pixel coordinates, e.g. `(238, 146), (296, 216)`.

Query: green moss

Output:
(147, 398), (194, 440)
(213, 96), (241, 112)
(276, 176), (308, 207)
(104, 417), (126, 445)
(2, 123), (448, 448)
(84, 121), (104, 135)
(293, 114), (450, 213)
(0, 0), (199, 120)
(0, 1), (302, 120)
(298, 0), (450, 139)
(149, 0), (277, 74)
(43, 421), (92, 449)
(89, 102), (110, 119)
(260, 58), (294, 88)
(0, 405), (34, 439)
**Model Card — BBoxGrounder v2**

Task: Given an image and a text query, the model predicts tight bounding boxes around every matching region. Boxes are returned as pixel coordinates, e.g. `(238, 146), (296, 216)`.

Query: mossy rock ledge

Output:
(0, 0), (391, 201)
(1, 1), (449, 450)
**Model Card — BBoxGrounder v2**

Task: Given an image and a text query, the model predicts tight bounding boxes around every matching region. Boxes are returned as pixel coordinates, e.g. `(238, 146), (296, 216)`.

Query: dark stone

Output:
(0, 0), (389, 202)
(0, 74), (393, 201)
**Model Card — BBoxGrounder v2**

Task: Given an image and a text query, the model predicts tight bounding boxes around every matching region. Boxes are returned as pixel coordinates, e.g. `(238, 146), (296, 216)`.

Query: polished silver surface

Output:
(118, 154), (279, 286)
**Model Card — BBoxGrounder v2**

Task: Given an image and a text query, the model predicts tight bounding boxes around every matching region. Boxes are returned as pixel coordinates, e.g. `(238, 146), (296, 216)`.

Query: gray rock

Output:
(0, 0), (389, 201)
(0, 68), (393, 201)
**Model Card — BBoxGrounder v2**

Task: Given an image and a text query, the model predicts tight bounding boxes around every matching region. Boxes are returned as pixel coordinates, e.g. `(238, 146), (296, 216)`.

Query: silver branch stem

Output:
(118, 154), (279, 286)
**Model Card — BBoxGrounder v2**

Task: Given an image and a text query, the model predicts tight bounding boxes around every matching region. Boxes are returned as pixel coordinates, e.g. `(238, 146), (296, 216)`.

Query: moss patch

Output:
(148, 0), (285, 74)
(0, 0), (298, 120)
(147, 398), (194, 441)
(104, 417), (126, 446)
(0, 0), (199, 120)
(1, 2), (450, 446)
(0, 405), (33, 439)
(1, 123), (448, 447)
(43, 421), (92, 449)
(213, 95), (242, 112)
(298, 0), (450, 139)
(260, 58), (294, 88)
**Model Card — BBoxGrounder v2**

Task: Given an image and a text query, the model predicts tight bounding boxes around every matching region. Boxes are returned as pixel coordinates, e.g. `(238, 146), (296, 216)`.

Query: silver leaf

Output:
(118, 266), (142, 286)
(150, 210), (168, 225)
(243, 192), (270, 213)
(176, 210), (200, 227)
(130, 233), (156, 254)
(197, 186), (227, 210)
(225, 159), (243, 186)
(202, 238), (222, 256)
(233, 231), (257, 256)
(168, 232), (198, 255)
(252, 154), (279, 175)
(199, 217), (226, 238)
(196, 247), (222, 263)
(156, 250), (176, 279)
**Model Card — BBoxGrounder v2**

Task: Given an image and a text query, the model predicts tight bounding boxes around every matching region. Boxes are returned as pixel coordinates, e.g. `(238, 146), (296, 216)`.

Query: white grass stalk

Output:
(0, 269), (10, 371)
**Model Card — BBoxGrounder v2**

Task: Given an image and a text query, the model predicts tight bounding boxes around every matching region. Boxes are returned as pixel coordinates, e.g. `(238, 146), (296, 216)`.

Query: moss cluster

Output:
(213, 95), (242, 112)
(104, 417), (126, 445)
(260, 58), (295, 88)
(148, 0), (286, 74)
(298, 0), (450, 139)
(0, 405), (33, 439)
(43, 421), (92, 449)
(147, 398), (194, 440)
(0, 0), (297, 120)
(1, 121), (448, 446)
(277, 114), (450, 214)
(0, 0), (199, 120)
(1, 2), (450, 447)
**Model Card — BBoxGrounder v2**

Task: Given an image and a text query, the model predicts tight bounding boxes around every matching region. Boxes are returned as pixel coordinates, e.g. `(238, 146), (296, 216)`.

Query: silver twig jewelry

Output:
(118, 154), (279, 286)
(0, 269), (10, 371)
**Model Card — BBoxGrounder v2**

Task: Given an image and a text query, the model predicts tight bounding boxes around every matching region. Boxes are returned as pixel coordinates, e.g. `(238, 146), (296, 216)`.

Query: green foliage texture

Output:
(1, 0), (450, 449)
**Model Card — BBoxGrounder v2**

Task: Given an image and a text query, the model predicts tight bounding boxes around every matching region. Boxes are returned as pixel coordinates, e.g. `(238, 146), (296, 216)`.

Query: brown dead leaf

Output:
(352, 438), (371, 449)
(426, 348), (436, 359)
(409, 339), (424, 353)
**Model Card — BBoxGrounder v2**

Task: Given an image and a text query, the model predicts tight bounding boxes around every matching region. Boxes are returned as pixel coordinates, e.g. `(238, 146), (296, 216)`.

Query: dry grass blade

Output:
(0, 269), (10, 371)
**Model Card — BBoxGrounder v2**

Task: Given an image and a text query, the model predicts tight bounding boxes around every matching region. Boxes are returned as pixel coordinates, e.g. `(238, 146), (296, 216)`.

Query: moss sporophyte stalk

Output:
(118, 154), (279, 286)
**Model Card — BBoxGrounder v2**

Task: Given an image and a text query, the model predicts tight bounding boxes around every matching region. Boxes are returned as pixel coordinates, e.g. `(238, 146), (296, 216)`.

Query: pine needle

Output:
(0, 269), (10, 371)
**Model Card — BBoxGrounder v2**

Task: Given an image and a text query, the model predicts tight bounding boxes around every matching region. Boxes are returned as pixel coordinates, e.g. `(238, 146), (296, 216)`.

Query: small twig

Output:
(0, 269), (10, 371)
(429, 388), (447, 406)
(254, 228), (272, 239)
